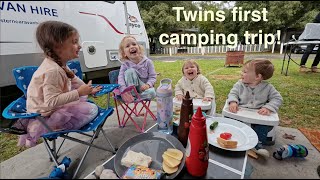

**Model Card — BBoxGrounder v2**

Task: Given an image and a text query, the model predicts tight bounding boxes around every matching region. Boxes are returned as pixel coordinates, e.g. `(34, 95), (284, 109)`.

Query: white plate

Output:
(206, 117), (258, 151)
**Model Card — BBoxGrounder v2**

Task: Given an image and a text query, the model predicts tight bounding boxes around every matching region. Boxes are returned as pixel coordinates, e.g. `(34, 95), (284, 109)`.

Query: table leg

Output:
(285, 45), (294, 76)
(281, 44), (289, 75)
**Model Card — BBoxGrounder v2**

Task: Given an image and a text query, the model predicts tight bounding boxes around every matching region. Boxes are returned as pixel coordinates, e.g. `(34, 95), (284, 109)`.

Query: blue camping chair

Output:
(1, 60), (119, 179)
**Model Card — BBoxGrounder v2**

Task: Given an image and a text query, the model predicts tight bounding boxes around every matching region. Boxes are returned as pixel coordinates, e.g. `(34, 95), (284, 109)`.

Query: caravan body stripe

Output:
(79, 11), (124, 34)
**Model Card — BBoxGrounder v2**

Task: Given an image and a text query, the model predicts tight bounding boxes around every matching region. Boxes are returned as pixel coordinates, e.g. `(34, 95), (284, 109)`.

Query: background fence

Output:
(158, 44), (273, 55)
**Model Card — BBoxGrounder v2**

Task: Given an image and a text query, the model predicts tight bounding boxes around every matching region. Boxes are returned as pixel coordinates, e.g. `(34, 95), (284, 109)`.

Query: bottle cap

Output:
(192, 107), (205, 122)
(156, 78), (172, 96)
(185, 91), (191, 99)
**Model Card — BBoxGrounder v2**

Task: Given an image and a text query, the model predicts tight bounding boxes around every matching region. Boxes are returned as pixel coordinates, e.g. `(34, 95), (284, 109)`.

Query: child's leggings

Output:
(124, 68), (156, 99)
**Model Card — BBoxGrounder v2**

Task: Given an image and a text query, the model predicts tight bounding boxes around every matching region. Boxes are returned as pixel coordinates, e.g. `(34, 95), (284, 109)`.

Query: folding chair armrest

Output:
(2, 97), (40, 119)
(121, 85), (141, 97)
(120, 85), (135, 94)
(93, 84), (120, 96)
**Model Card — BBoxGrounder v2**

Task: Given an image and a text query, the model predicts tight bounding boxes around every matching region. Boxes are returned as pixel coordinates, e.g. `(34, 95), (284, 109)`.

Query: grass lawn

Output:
(1, 57), (319, 162)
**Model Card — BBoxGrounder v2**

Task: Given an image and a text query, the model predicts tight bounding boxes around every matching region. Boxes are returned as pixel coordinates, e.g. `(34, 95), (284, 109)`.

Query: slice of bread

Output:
(162, 153), (181, 168)
(165, 148), (183, 161)
(121, 150), (152, 168)
(162, 161), (178, 174)
(217, 137), (238, 149)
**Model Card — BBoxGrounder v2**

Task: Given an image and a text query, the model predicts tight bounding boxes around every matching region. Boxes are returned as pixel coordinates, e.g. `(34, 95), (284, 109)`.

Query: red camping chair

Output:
(108, 69), (157, 133)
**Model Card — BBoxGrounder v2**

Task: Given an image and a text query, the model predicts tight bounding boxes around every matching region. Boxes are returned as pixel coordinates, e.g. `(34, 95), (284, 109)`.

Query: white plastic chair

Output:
(222, 101), (279, 145)
(173, 97), (216, 116)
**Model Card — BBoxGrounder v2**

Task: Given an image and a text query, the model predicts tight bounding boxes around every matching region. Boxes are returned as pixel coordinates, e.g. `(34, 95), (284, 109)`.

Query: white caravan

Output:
(0, 1), (149, 108)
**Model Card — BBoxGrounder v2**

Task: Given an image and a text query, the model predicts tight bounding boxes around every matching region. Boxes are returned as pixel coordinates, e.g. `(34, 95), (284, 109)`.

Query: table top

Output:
(85, 119), (248, 179)
(284, 40), (320, 45)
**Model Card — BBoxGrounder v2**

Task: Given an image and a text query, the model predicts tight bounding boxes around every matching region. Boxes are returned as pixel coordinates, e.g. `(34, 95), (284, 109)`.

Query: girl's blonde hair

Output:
(244, 59), (274, 80)
(182, 60), (201, 74)
(118, 35), (144, 61)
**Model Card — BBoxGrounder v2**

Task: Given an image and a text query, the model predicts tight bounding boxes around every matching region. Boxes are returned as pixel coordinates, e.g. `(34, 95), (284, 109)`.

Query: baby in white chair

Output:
(227, 59), (283, 155)
(174, 60), (215, 115)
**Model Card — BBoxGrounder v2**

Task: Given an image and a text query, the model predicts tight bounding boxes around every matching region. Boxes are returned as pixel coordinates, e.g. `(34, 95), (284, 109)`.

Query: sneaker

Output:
(311, 66), (319, 73)
(299, 65), (309, 72)
(251, 147), (270, 158)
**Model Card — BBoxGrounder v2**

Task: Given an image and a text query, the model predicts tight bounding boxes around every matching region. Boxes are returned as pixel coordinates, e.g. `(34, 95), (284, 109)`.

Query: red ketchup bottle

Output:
(185, 107), (209, 177)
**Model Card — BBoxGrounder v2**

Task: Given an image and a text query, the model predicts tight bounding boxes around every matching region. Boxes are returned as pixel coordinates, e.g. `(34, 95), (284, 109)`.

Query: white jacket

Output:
(174, 74), (215, 99)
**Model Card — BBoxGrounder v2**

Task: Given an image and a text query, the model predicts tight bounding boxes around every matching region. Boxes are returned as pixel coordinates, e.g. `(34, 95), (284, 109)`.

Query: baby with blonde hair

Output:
(175, 60), (215, 102)
(117, 36), (157, 102)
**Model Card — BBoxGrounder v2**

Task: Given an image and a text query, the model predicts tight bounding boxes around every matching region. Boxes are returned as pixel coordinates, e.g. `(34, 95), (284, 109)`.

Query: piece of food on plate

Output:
(121, 150), (152, 168)
(122, 165), (162, 179)
(220, 132), (232, 140)
(209, 121), (219, 130)
(164, 148), (183, 161)
(162, 161), (178, 174)
(162, 154), (181, 168)
(161, 148), (183, 174)
(216, 137), (238, 149)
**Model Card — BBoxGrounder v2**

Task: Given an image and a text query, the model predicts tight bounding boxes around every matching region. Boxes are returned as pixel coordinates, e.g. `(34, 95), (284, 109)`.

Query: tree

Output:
(137, 1), (197, 51)
(228, 1), (319, 38)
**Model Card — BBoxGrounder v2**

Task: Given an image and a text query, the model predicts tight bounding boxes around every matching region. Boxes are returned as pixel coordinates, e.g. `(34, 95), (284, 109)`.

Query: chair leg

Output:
(101, 129), (117, 153)
(142, 101), (157, 121)
(71, 127), (116, 179)
(43, 138), (59, 166)
(141, 109), (148, 133)
(72, 139), (94, 179)
(114, 99), (122, 127)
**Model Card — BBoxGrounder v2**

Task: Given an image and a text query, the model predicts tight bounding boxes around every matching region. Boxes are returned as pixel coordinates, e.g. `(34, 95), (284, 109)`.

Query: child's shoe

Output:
(253, 142), (270, 158)
(252, 147), (270, 158)
(273, 144), (308, 160)
(299, 65), (309, 72)
(311, 66), (319, 73)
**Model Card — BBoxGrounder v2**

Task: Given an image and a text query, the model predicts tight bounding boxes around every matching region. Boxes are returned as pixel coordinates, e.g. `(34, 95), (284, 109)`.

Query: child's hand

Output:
(258, 107), (271, 116)
(202, 97), (212, 102)
(77, 80), (93, 96)
(91, 85), (102, 95)
(176, 95), (184, 101)
(229, 102), (239, 113)
(140, 84), (150, 91)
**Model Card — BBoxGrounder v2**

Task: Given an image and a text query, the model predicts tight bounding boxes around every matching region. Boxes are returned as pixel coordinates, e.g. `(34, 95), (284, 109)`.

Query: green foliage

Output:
(138, 1), (319, 45)
(137, 1), (197, 39)
(225, 1), (318, 34)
